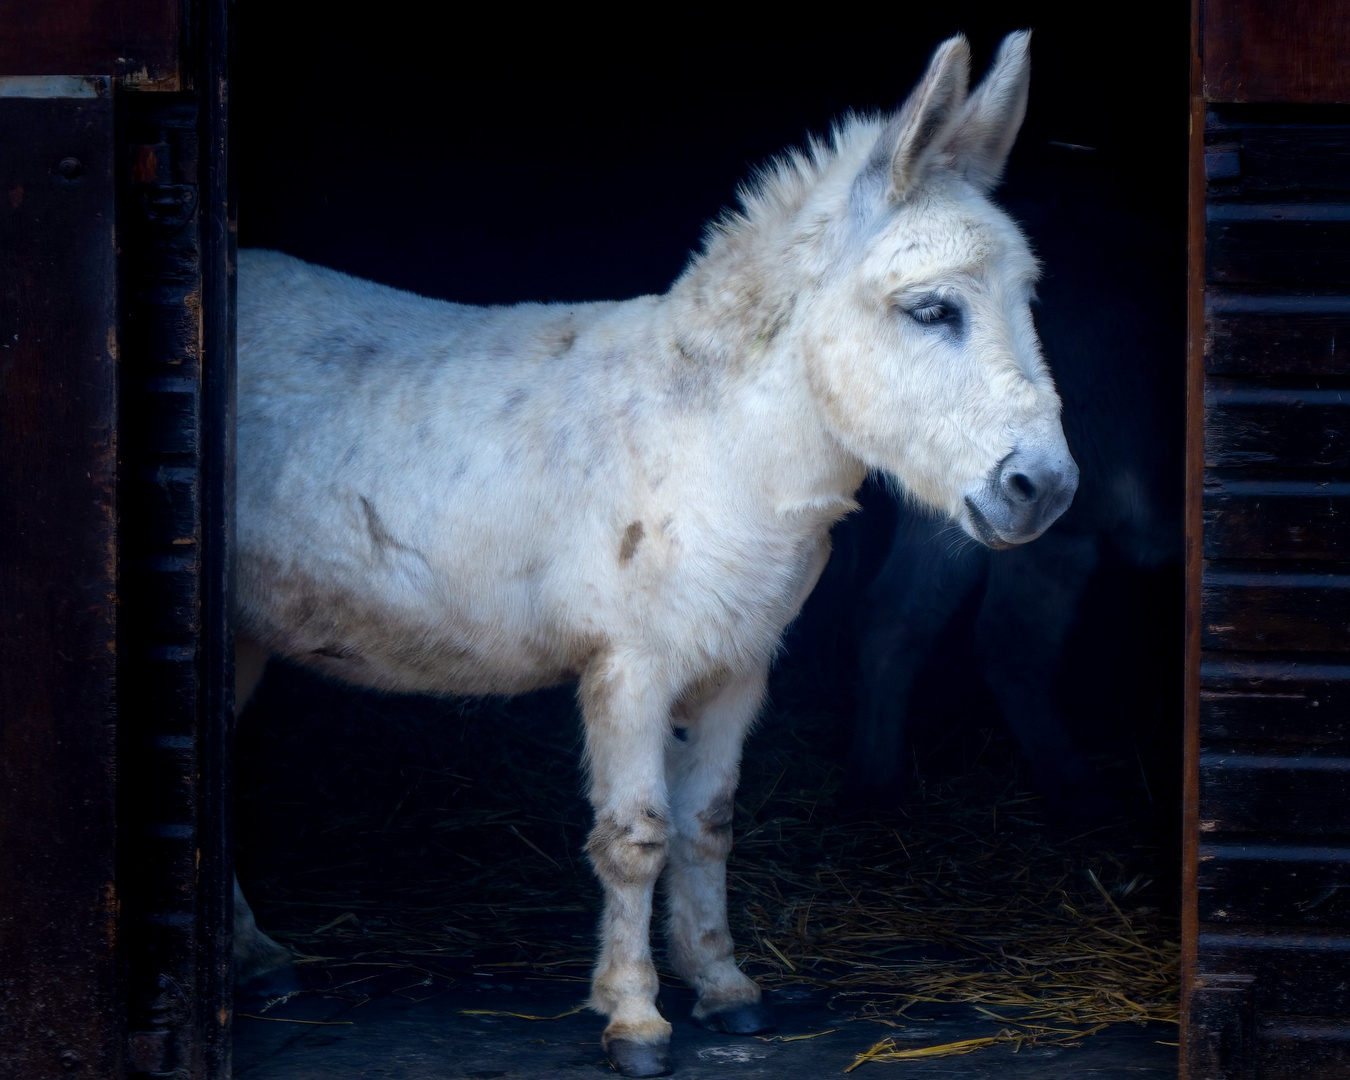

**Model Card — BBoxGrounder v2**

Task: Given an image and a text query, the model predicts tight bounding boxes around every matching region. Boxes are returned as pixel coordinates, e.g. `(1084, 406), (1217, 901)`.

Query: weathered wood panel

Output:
(1206, 380), (1350, 469)
(1203, 567), (1350, 651)
(1182, 8), (1207, 1068)
(1199, 930), (1350, 1019)
(1201, 657), (1350, 745)
(0, 77), (122, 1080)
(1204, 479), (1350, 560)
(1206, 293), (1350, 377)
(195, 1), (238, 1063)
(1203, 0), (1350, 105)
(116, 70), (233, 1078)
(1256, 1020), (1350, 1079)
(1191, 14), (1350, 1079)
(1206, 111), (1350, 193)
(1207, 203), (1350, 286)
(141, 463), (201, 545)
(1200, 750), (1350, 835)
(0, 0), (180, 87)
(1199, 841), (1350, 925)
(1187, 974), (1256, 1080)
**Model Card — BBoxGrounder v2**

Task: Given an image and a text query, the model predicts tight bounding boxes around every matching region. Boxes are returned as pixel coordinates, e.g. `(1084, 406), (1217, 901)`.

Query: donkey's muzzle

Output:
(964, 447), (1078, 548)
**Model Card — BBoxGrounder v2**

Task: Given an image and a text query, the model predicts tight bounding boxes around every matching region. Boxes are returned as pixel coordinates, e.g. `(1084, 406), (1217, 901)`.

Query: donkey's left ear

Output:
(947, 30), (1033, 191)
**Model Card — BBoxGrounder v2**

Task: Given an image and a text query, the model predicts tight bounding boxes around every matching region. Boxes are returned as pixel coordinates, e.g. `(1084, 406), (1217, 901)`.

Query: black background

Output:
(229, 4), (1191, 853)
(233, 5), (1191, 307)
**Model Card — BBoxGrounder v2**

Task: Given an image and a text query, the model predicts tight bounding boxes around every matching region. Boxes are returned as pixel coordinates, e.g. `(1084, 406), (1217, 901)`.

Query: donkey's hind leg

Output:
(231, 637), (299, 998)
(663, 665), (772, 1035)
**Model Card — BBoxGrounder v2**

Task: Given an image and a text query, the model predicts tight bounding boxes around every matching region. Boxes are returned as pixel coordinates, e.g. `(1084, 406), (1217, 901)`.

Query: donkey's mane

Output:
(697, 113), (884, 253)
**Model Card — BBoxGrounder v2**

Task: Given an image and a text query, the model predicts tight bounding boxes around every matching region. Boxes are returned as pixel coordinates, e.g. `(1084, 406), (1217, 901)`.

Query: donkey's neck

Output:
(655, 275), (865, 533)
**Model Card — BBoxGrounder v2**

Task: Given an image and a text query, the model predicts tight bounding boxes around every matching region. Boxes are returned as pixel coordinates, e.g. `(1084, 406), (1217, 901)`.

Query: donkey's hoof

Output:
(698, 1001), (775, 1035)
(606, 1038), (672, 1077)
(234, 960), (304, 1002)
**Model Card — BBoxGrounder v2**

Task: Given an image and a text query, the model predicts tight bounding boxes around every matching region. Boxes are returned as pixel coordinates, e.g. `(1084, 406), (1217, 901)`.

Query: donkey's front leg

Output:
(663, 665), (773, 1035)
(580, 657), (676, 1078)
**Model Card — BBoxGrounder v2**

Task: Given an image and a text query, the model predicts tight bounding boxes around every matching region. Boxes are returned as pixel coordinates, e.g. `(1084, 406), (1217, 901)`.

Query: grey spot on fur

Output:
(756, 299), (794, 347)
(313, 334), (381, 370)
(698, 797), (734, 835)
(619, 521), (644, 564)
(501, 388), (529, 415)
(312, 644), (358, 660)
(359, 495), (400, 555)
(350, 341), (379, 367)
(358, 495), (433, 573)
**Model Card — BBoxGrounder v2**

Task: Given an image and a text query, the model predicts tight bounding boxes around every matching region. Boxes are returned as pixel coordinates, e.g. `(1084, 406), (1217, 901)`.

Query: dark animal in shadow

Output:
(839, 151), (1183, 821)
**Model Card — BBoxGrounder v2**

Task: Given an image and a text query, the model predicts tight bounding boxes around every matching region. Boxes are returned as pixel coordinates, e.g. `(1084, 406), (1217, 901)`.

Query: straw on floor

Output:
(237, 670), (1179, 1065)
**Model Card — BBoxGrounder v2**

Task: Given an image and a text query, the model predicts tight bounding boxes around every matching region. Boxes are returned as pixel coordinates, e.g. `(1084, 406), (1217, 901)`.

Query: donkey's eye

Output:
(907, 301), (961, 328)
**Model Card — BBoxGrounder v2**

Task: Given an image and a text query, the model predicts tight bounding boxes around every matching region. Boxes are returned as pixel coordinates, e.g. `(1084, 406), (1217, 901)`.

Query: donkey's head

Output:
(800, 32), (1076, 547)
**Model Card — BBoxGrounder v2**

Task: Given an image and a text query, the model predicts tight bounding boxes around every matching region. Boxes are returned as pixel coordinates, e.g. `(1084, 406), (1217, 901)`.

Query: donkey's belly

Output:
(236, 554), (599, 697)
(291, 622), (589, 698)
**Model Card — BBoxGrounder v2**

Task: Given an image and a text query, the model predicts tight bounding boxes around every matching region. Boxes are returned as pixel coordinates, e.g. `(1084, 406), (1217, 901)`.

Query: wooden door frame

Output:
(0, 2), (235, 1076)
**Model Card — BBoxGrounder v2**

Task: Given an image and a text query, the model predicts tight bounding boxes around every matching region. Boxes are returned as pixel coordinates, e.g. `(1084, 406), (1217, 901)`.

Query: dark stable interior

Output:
(230, 6), (1190, 1078)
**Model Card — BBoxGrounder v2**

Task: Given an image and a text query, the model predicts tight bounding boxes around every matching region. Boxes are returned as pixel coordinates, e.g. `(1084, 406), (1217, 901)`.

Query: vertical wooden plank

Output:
(1188, 974), (1256, 1080)
(197, 0), (236, 1069)
(117, 91), (208, 1080)
(116, 78), (233, 1078)
(1181, 0), (1205, 1075)
(0, 76), (122, 1079)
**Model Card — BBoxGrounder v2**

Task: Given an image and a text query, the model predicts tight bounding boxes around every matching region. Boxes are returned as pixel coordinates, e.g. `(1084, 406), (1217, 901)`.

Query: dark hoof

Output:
(606, 1038), (671, 1077)
(699, 1001), (775, 1035)
(234, 960), (304, 1002)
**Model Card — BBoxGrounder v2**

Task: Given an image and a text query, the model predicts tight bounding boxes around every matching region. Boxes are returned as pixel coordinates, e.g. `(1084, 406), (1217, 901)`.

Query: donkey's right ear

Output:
(871, 35), (972, 203)
(947, 30), (1033, 191)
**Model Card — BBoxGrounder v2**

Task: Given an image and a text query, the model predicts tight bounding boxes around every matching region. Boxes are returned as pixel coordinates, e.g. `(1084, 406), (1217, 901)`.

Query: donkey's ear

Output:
(875, 35), (971, 203)
(947, 30), (1032, 191)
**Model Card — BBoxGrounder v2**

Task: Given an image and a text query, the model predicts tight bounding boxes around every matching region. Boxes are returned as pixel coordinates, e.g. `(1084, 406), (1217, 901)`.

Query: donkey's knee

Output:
(232, 878), (300, 999)
(585, 807), (669, 886)
(688, 797), (734, 862)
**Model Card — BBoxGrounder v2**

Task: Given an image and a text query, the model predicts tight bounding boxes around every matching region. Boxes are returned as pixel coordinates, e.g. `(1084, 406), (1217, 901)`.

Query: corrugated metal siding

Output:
(1199, 103), (1350, 1077)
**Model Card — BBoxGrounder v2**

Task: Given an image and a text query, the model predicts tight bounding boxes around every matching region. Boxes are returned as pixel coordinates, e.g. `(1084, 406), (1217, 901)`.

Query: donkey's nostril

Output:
(1005, 471), (1038, 502)
(974, 448), (1078, 546)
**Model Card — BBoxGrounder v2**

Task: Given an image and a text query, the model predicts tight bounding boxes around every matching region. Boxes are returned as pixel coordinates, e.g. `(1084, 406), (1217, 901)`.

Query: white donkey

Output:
(232, 32), (1076, 1077)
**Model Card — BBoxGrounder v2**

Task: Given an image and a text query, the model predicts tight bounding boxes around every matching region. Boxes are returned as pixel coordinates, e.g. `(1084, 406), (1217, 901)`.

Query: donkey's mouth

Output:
(962, 443), (1079, 548)
(963, 498), (1018, 550)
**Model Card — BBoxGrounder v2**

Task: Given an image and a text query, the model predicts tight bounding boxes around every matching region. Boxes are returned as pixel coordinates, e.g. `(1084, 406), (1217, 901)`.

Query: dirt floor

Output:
(234, 980), (1177, 1079)
(233, 648), (1181, 1079)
